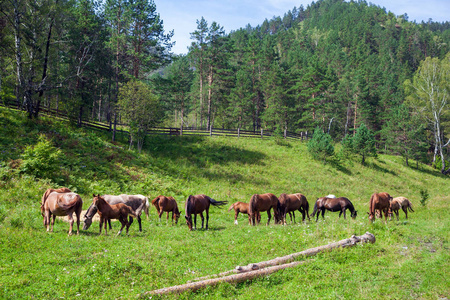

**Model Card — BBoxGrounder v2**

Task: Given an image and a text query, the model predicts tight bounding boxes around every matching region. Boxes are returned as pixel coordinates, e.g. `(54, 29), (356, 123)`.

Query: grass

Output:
(0, 106), (449, 299)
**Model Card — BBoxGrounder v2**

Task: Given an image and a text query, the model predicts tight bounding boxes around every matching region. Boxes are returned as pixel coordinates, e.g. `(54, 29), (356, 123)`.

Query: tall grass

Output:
(0, 107), (449, 299)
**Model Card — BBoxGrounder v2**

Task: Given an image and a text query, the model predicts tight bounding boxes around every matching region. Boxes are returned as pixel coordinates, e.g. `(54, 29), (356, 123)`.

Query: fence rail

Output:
(1, 102), (308, 141)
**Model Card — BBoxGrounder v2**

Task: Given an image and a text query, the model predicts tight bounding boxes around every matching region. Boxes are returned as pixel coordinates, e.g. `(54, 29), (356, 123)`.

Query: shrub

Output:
(419, 189), (429, 207)
(20, 134), (63, 182)
(307, 127), (334, 164)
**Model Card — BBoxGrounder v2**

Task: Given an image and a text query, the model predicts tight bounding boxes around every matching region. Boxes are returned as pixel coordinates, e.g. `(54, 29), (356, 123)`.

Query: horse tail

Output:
(305, 198), (310, 216)
(369, 194), (375, 214)
(143, 196), (150, 218)
(407, 199), (414, 212)
(249, 194), (258, 217)
(310, 201), (318, 217)
(209, 197), (228, 207)
(151, 196), (161, 213)
(228, 203), (235, 212)
(185, 196), (193, 216)
(128, 207), (138, 219)
(64, 194), (83, 213)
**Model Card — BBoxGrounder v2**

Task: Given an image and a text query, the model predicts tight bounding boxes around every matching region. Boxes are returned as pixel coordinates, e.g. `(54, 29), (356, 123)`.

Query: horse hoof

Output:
(234, 220), (238, 225)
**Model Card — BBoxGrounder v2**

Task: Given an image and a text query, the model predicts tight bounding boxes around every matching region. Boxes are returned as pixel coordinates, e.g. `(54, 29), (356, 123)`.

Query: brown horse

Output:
(278, 193), (310, 224)
(83, 194), (149, 231)
(389, 197), (414, 220)
(41, 188), (83, 235)
(151, 195), (181, 224)
(228, 202), (260, 225)
(92, 194), (137, 235)
(184, 194), (227, 230)
(310, 196), (357, 221)
(368, 192), (392, 222)
(248, 193), (280, 226)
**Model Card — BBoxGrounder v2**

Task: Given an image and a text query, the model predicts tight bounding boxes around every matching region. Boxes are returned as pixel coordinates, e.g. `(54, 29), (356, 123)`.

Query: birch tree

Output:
(405, 54), (450, 174)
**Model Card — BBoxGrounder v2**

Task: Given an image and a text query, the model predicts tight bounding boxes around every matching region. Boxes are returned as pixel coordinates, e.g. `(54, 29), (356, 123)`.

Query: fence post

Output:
(261, 128), (263, 139)
(180, 125), (183, 136)
(284, 128), (287, 139)
(238, 127), (240, 138)
(210, 125), (212, 136)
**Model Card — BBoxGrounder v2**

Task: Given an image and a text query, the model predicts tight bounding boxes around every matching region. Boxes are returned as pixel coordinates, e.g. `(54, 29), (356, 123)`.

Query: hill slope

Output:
(0, 107), (448, 299)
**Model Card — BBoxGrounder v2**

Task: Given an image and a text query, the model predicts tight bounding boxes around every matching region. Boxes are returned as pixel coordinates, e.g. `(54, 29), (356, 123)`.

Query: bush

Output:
(419, 189), (429, 207)
(20, 134), (63, 182)
(307, 127), (334, 163)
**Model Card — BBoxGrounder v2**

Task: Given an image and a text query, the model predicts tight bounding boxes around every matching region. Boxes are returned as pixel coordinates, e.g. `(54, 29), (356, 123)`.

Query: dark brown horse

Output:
(41, 187), (83, 235)
(248, 193), (280, 226)
(310, 196), (357, 221)
(389, 197), (414, 220)
(184, 194), (227, 230)
(278, 193), (310, 224)
(152, 195), (181, 224)
(368, 192), (392, 222)
(228, 201), (260, 225)
(92, 194), (137, 235)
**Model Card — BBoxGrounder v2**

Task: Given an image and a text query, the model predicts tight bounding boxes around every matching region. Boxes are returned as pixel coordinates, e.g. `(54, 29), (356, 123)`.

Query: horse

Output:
(184, 194), (227, 231)
(248, 193), (280, 226)
(83, 194), (149, 232)
(151, 195), (181, 224)
(389, 197), (414, 220)
(310, 196), (357, 221)
(228, 201), (260, 225)
(368, 192), (392, 222)
(40, 187), (83, 236)
(92, 194), (138, 235)
(277, 193), (310, 224)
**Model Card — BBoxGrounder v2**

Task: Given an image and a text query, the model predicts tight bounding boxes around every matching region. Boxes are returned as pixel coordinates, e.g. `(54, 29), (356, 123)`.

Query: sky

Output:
(153, 0), (450, 55)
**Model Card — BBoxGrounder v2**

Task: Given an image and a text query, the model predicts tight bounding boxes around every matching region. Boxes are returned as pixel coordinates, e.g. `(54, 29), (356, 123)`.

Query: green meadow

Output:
(0, 107), (449, 299)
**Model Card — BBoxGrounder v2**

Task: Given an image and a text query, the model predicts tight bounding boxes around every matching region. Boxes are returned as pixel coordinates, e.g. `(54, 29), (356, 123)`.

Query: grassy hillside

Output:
(0, 107), (449, 299)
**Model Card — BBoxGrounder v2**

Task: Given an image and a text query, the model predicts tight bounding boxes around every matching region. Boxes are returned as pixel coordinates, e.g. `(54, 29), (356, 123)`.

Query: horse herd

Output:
(40, 188), (414, 236)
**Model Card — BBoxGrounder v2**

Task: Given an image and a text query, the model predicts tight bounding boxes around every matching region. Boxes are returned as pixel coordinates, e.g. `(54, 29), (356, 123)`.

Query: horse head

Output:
(351, 210), (358, 219)
(83, 202), (98, 230)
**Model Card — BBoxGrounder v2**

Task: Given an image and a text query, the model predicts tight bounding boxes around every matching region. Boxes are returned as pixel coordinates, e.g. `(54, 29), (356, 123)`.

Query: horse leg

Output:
(267, 209), (272, 226)
(136, 215), (141, 231)
(99, 218), (103, 235)
(199, 212), (205, 229)
(292, 211), (296, 223)
(166, 211), (170, 222)
(67, 214), (74, 236)
(117, 217), (126, 236)
(235, 211), (239, 225)
(194, 214), (197, 229)
(343, 209), (347, 219)
(321, 209), (325, 220)
(108, 219), (112, 230)
(51, 214), (56, 232)
(205, 209), (209, 230)
(402, 206), (408, 219)
(75, 211), (80, 235)
(396, 209), (400, 221)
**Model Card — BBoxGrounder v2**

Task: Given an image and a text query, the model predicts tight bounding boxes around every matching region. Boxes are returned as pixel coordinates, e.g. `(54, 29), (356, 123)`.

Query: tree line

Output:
(0, 0), (449, 173)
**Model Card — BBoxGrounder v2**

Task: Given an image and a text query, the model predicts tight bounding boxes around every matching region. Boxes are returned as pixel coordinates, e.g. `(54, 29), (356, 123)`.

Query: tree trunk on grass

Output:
(141, 232), (375, 296)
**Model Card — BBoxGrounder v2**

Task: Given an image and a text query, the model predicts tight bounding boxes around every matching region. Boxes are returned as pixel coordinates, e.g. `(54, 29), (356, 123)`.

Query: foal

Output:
(92, 194), (137, 235)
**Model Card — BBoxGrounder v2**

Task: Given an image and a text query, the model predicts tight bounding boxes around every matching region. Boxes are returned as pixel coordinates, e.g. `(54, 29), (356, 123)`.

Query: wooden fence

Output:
(1, 102), (309, 141)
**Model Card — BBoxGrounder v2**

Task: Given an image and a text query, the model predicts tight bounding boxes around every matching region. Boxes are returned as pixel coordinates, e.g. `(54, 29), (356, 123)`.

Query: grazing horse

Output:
(248, 193), (280, 226)
(184, 194), (227, 230)
(310, 196), (357, 221)
(151, 195), (181, 224)
(277, 193), (310, 224)
(83, 194), (149, 232)
(228, 202), (260, 225)
(92, 194), (137, 235)
(389, 197), (414, 220)
(40, 188), (83, 235)
(368, 192), (392, 222)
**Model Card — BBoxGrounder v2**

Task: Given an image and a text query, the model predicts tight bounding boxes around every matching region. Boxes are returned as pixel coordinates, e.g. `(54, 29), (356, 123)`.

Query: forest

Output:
(0, 0), (449, 173)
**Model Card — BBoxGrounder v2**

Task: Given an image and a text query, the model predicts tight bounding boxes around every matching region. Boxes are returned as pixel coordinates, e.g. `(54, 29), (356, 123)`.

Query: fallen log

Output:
(140, 232), (375, 296)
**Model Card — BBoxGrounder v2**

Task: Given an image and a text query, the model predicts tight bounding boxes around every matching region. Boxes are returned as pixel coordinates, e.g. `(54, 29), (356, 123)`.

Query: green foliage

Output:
(419, 189), (429, 207)
(307, 127), (334, 163)
(343, 124), (377, 164)
(20, 134), (63, 182)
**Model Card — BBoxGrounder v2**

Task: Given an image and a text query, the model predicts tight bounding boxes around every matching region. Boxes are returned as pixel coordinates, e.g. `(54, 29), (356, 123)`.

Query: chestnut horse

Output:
(368, 192), (392, 222)
(83, 194), (149, 231)
(184, 194), (227, 230)
(248, 193), (280, 226)
(151, 195), (181, 224)
(389, 197), (414, 220)
(92, 194), (137, 235)
(310, 196), (357, 221)
(41, 188), (83, 235)
(228, 202), (260, 225)
(278, 193), (310, 224)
